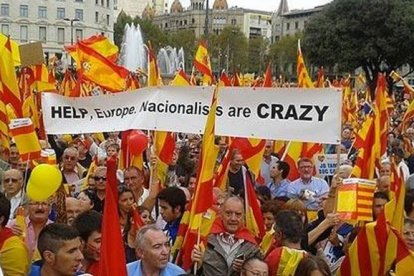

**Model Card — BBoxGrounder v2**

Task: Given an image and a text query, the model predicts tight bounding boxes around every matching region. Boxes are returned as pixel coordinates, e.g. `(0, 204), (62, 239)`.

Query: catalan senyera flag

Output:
(244, 173), (266, 239)
(153, 131), (175, 188)
(176, 87), (219, 270)
(60, 69), (77, 97)
(315, 66), (325, 88)
(0, 97), (9, 151)
(374, 74), (389, 160)
(126, 73), (141, 91)
(194, 41), (213, 85)
(9, 118), (41, 161)
(30, 64), (56, 92)
(67, 34), (118, 63)
(390, 227), (414, 276)
(171, 69), (190, 86)
(336, 178), (377, 222)
(297, 39), (314, 88)
(266, 246), (306, 276)
(147, 42), (162, 87)
(0, 37), (22, 118)
(401, 97), (414, 131)
(351, 114), (377, 179)
(74, 42), (129, 92)
(0, 33), (20, 65)
(263, 63), (272, 88)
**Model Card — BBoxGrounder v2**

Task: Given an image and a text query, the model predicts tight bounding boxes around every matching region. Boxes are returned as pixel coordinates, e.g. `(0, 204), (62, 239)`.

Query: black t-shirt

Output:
(78, 154), (92, 170)
(228, 168), (245, 196)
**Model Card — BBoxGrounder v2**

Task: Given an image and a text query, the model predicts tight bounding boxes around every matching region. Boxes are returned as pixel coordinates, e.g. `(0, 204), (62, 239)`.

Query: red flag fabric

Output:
(99, 157), (127, 275)
(263, 63), (272, 88)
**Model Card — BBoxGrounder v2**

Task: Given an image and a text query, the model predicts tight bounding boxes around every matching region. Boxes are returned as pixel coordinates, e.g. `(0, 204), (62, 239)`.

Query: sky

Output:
(179, 0), (333, 12)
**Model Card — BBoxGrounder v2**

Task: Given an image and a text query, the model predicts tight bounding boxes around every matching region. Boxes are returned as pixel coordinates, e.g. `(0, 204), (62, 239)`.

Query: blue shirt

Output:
(164, 217), (181, 245)
(127, 260), (185, 276)
(287, 177), (329, 210)
(266, 179), (290, 198)
(29, 264), (83, 276)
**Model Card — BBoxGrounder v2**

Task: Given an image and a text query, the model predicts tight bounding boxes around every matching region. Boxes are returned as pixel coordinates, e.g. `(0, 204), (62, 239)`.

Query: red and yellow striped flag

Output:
(171, 69), (190, 86)
(219, 71), (232, 87)
(153, 131), (175, 188)
(374, 74), (389, 160)
(245, 173), (266, 239)
(336, 178), (377, 222)
(0, 97), (9, 151)
(9, 118), (41, 161)
(231, 138), (266, 183)
(194, 41), (213, 85)
(263, 63), (272, 88)
(67, 34), (118, 63)
(147, 42), (162, 87)
(0, 37), (22, 117)
(60, 69), (76, 97)
(296, 39), (314, 88)
(283, 141), (304, 181)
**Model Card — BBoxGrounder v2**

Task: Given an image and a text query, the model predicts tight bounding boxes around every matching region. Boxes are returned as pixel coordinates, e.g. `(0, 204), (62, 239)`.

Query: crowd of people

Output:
(0, 90), (414, 276)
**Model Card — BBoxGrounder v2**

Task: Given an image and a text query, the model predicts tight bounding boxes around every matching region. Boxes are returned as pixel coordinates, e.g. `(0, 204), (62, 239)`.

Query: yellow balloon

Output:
(26, 164), (62, 201)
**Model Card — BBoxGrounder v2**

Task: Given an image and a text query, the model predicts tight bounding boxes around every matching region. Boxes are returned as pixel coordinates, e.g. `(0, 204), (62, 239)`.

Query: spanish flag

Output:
(296, 39), (314, 88)
(153, 131), (175, 188)
(194, 41), (213, 85)
(147, 42), (162, 87)
(66, 34), (118, 63)
(171, 69), (190, 86)
(9, 118), (41, 161)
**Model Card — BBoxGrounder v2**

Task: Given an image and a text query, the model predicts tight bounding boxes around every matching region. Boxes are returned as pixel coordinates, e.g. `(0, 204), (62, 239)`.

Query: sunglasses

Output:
(3, 178), (20, 183)
(94, 176), (107, 182)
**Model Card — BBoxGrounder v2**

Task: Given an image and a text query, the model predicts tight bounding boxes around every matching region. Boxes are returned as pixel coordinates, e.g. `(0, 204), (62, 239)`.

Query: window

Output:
(57, 27), (65, 44)
(20, 5), (28, 17)
(114, 0), (118, 10)
(39, 26), (47, 42)
(295, 21), (299, 29)
(101, 0), (104, 6)
(95, 12), (99, 23)
(107, 0), (110, 8)
(286, 22), (290, 30)
(75, 29), (83, 40)
(20, 25), (28, 43)
(1, 4), (9, 16)
(57, 8), (65, 19)
(231, 19), (236, 25)
(106, 14), (110, 25)
(96, 0), (99, 4)
(38, 6), (47, 19)
(1, 24), (9, 35)
(75, 0), (83, 2)
(75, 9), (83, 21)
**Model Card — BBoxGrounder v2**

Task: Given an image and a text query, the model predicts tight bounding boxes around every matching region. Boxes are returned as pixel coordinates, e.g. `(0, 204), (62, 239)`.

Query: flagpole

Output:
(193, 225), (201, 274)
(280, 141), (292, 161)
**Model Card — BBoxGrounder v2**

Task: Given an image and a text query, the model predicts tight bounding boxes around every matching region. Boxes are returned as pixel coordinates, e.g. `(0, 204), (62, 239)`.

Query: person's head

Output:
(230, 149), (244, 172)
(94, 166), (107, 192)
(157, 187), (186, 223)
(106, 143), (120, 157)
(372, 192), (389, 221)
(297, 158), (314, 181)
(9, 144), (20, 166)
(337, 164), (353, 179)
(118, 185), (135, 214)
(241, 257), (269, 276)
(123, 166), (145, 192)
(72, 210), (102, 262)
(274, 210), (304, 246)
(187, 174), (197, 196)
(212, 187), (226, 212)
(38, 223), (83, 276)
(0, 193), (10, 227)
(2, 169), (23, 198)
(285, 199), (307, 224)
(263, 140), (273, 158)
(135, 224), (170, 272)
(27, 198), (51, 224)
(87, 174), (95, 190)
(65, 197), (82, 225)
(293, 255), (330, 276)
(406, 128), (414, 140)
(403, 218), (414, 251)
(77, 190), (95, 212)
(61, 147), (79, 172)
(221, 196), (245, 234)
(137, 206), (153, 225)
(270, 161), (290, 180)
(376, 175), (390, 192)
(261, 200), (282, 231)
(379, 161), (391, 177)
(392, 148), (405, 163)
(218, 136), (228, 153)
(256, 186), (271, 205)
(405, 190), (414, 219)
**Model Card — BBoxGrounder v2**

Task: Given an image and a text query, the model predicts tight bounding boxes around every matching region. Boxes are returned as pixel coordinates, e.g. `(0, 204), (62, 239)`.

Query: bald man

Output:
(66, 197), (83, 225)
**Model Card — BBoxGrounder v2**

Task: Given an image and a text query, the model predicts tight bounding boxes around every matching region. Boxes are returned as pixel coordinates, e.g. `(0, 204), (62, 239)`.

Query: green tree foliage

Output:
(303, 0), (414, 91)
(248, 36), (269, 74)
(168, 30), (197, 71)
(113, 11), (134, 48)
(269, 32), (302, 79)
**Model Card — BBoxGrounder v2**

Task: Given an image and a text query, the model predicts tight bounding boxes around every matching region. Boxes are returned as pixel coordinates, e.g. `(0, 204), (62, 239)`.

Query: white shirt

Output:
(8, 190), (23, 224)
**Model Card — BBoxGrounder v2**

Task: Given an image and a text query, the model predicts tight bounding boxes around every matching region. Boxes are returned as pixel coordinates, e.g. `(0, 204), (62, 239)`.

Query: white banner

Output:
(42, 87), (342, 144)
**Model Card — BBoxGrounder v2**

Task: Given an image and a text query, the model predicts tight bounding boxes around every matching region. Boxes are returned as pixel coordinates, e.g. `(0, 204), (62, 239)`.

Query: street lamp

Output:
(64, 18), (79, 68)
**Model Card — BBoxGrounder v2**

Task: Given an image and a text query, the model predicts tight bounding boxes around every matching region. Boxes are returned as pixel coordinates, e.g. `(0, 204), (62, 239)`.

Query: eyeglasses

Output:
(94, 176), (107, 182)
(29, 202), (49, 207)
(64, 155), (77, 161)
(243, 268), (269, 276)
(3, 178), (21, 183)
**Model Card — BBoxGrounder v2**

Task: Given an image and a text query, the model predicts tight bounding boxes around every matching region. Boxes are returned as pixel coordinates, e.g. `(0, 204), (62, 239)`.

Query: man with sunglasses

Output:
(61, 147), (86, 194)
(2, 169), (23, 223)
(92, 166), (107, 213)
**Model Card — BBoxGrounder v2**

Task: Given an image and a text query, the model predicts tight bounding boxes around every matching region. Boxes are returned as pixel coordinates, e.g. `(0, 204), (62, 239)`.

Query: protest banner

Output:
(42, 86), (341, 144)
(314, 153), (348, 176)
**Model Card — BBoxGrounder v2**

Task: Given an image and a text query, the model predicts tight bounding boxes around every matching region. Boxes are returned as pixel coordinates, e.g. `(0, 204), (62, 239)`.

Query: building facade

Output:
(0, 0), (114, 57)
(151, 0), (272, 39)
(114, 0), (167, 20)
